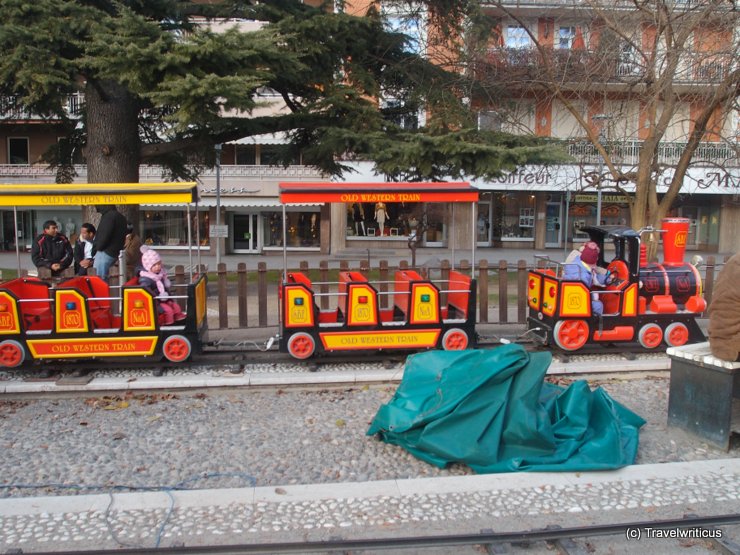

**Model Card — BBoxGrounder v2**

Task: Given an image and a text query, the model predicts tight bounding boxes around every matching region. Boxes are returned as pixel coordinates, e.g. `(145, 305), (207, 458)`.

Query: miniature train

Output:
(527, 218), (706, 351)
(0, 181), (708, 370)
(0, 273), (208, 368)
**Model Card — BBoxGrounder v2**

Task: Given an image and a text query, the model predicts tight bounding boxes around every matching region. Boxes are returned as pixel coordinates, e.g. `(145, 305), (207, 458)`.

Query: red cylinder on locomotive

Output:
(638, 218), (704, 309)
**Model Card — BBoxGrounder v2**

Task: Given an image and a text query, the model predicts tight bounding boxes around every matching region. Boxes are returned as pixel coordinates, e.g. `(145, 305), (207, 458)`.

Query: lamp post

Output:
(592, 114), (610, 226)
(215, 143), (222, 267)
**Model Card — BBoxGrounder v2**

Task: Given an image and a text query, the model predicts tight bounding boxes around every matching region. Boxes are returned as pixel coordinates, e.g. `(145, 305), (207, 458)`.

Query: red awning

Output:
(279, 182), (478, 204)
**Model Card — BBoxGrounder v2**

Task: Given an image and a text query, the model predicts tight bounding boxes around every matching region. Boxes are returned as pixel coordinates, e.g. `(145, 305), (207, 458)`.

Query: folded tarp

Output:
(367, 344), (645, 472)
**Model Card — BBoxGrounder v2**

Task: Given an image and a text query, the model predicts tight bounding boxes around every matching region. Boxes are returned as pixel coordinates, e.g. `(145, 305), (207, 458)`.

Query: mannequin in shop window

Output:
(353, 203), (365, 236)
(375, 202), (388, 236)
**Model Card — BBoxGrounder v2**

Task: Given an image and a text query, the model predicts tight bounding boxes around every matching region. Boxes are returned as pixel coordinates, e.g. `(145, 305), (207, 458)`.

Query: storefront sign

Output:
(574, 194), (628, 203)
(209, 225), (229, 237)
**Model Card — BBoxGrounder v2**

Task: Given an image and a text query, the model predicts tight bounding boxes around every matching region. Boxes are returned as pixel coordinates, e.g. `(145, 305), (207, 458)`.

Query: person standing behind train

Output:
(124, 223), (142, 280)
(138, 246), (186, 325)
(73, 223), (96, 275)
(563, 241), (608, 315)
(93, 205), (127, 281)
(31, 220), (73, 277)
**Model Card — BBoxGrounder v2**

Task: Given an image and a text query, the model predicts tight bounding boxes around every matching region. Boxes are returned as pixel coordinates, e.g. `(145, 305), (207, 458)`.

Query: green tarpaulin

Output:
(367, 344), (645, 472)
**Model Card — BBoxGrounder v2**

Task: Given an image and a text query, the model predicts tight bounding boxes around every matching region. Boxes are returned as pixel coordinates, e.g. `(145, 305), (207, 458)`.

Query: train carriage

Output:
(527, 218), (706, 351)
(278, 182), (479, 359)
(0, 183), (208, 370)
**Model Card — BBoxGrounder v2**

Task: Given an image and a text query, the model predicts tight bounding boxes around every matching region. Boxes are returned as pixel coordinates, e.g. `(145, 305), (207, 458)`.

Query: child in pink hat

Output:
(138, 246), (186, 325)
(563, 241), (609, 315)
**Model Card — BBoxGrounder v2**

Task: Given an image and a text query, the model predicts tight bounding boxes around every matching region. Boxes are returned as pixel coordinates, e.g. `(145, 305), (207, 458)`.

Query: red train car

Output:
(527, 218), (705, 351)
(278, 182), (479, 359)
(0, 183), (208, 370)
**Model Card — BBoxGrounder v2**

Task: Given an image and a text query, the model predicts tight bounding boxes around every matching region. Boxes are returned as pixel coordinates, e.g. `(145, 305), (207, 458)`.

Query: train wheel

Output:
(287, 332), (316, 360)
(638, 323), (663, 349)
(553, 320), (589, 351)
(0, 340), (25, 368)
(162, 335), (192, 362)
(665, 322), (689, 347)
(442, 328), (469, 350)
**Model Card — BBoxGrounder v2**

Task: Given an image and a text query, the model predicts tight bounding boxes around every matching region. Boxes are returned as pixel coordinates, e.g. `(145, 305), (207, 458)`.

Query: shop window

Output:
(142, 210), (209, 247)
(263, 210), (320, 248)
(494, 193), (535, 239)
(8, 137), (29, 165)
(345, 202), (443, 243)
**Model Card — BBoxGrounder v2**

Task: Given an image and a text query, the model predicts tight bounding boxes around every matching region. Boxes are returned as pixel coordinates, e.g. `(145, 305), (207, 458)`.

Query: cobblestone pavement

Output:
(0, 369), (738, 552)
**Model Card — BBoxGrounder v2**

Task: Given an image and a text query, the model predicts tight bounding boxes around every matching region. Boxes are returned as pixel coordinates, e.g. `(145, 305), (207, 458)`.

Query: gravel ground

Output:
(0, 371), (737, 500)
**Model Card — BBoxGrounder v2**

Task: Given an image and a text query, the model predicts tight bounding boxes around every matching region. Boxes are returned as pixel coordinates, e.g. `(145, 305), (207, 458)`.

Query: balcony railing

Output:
(0, 164), (325, 181)
(568, 140), (739, 167)
(0, 94), (84, 120)
(476, 47), (734, 85)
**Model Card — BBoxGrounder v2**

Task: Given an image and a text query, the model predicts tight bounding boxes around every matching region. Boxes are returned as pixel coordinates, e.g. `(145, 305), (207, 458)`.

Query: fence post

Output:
(359, 259), (369, 277)
(340, 260), (349, 272)
(704, 256), (716, 314)
(258, 262), (268, 327)
(300, 260), (309, 276)
(379, 260), (389, 309)
(399, 260), (409, 271)
(320, 260), (329, 310)
(440, 259), (450, 307)
(237, 262), (248, 328)
(218, 262), (228, 329)
(517, 260), (528, 324)
(172, 265), (184, 311)
(478, 259), (489, 324)
(498, 259), (508, 324)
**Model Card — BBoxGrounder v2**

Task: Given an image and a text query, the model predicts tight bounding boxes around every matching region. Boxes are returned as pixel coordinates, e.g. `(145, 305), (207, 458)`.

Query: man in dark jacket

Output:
(31, 220), (73, 277)
(93, 205), (127, 281)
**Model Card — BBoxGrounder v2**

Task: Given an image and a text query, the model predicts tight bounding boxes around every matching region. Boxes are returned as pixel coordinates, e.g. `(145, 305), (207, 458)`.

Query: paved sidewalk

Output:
(1, 459), (738, 552)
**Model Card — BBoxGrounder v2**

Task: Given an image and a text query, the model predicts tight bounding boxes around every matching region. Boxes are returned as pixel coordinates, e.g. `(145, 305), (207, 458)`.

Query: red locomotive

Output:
(527, 218), (706, 351)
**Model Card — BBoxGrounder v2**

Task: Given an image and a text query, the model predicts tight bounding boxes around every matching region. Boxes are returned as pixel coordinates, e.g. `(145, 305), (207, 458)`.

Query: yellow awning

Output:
(0, 182), (198, 207)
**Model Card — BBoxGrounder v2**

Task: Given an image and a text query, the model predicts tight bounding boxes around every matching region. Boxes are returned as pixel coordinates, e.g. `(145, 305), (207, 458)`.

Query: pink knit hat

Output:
(140, 246), (162, 271)
(581, 241), (600, 265)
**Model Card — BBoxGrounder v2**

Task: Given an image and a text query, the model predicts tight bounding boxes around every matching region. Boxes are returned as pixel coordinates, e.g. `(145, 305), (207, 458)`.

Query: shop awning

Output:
(0, 182), (198, 207)
(279, 182), (478, 204)
(197, 198), (320, 208)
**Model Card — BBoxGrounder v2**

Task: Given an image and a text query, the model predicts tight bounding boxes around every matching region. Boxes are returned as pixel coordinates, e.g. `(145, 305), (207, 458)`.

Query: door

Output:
(232, 214), (260, 253)
(545, 202), (562, 247)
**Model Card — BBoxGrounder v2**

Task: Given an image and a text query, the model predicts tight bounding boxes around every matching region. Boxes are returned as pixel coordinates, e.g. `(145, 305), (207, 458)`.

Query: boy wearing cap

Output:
(563, 241), (609, 315)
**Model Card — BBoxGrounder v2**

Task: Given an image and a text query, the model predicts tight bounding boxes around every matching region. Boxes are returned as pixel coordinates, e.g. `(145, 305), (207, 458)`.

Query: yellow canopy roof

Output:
(0, 182), (198, 207)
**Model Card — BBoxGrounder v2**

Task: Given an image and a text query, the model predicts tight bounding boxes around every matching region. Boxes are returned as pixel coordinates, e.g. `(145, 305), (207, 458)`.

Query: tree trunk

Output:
(82, 79), (140, 228)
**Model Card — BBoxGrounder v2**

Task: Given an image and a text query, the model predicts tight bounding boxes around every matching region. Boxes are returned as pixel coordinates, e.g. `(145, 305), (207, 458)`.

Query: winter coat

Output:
(708, 253), (740, 361)
(93, 206), (127, 258)
(73, 238), (95, 275)
(31, 233), (73, 276)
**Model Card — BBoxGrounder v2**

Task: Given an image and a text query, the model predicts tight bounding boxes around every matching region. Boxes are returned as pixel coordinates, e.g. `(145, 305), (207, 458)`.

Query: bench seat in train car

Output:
(0, 278), (53, 333)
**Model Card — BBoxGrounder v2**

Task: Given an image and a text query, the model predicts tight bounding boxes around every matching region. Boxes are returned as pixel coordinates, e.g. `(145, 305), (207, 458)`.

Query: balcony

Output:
(475, 47), (733, 87)
(0, 94), (84, 121)
(0, 163), (325, 185)
(568, 140), (739, 168)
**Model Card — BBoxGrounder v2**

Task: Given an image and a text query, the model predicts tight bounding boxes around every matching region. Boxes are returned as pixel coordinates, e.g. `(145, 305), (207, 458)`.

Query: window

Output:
(558, 26), (576, 49)
(506, 25), (531, 49)
(235, 145), (256, 165)
(8, 137), (29, 165)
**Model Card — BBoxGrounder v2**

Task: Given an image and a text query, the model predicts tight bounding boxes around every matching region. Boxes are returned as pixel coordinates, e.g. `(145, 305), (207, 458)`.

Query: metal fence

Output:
(160, 255), (728, 330)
